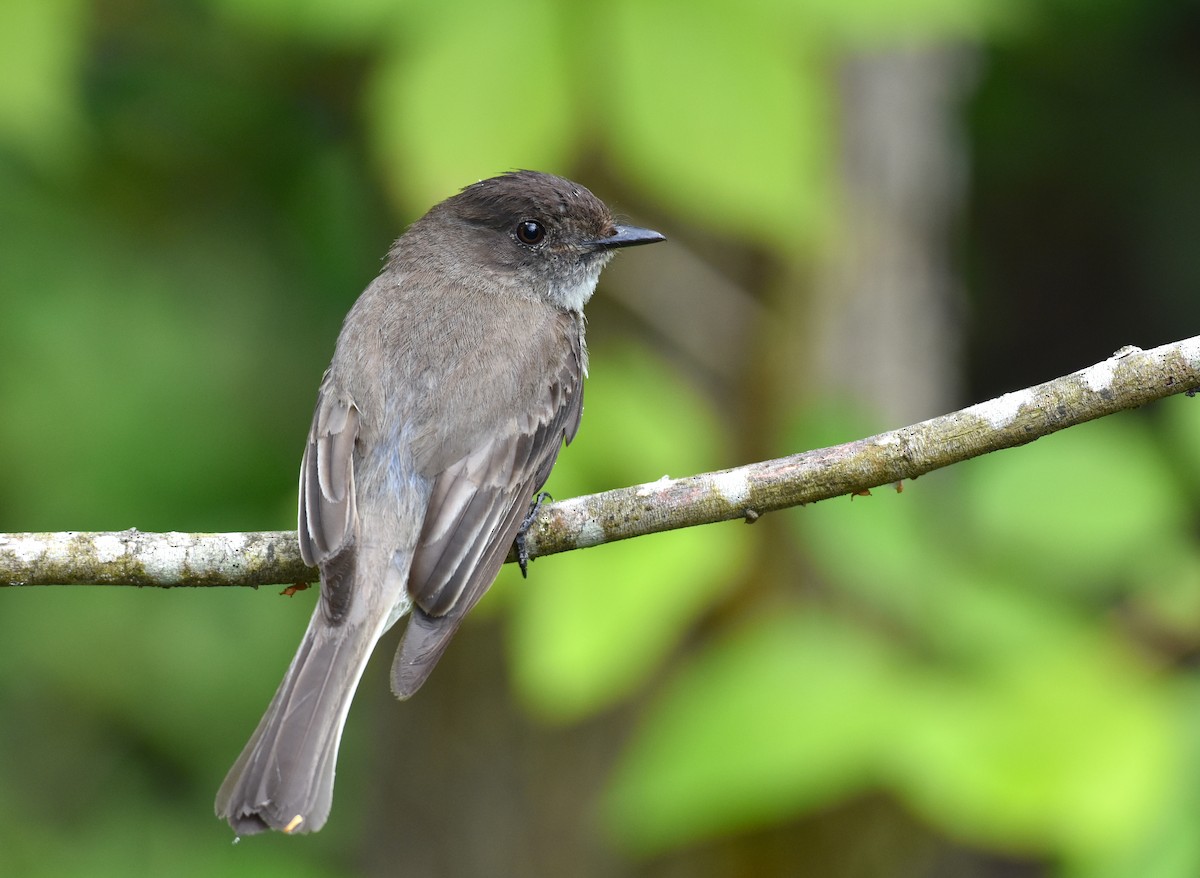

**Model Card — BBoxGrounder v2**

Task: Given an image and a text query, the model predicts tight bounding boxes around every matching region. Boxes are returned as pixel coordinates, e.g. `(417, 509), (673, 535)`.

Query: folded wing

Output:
(391, 322), (585, 697)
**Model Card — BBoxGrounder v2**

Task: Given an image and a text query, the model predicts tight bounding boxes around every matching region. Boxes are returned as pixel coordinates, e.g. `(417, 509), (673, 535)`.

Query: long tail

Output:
(215, 552), (410, 835)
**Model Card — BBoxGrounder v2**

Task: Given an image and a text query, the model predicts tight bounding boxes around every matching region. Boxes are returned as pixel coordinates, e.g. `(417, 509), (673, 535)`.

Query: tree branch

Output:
(3, 338), (1198, 588)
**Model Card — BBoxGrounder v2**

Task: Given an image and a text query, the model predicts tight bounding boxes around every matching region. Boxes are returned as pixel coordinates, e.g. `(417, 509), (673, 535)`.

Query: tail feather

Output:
(215, 552), (410, 835)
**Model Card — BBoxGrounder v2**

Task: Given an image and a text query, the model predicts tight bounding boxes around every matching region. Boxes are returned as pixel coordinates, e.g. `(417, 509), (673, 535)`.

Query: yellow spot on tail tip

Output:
(283, 814), (305, 834)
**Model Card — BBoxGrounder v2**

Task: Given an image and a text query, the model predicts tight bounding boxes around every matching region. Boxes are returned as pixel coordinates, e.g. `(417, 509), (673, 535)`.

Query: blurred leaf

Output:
(508, 342), (744, 720)
(0, 0), (87, 169)
(367, 0), (576, 211)
(0, 222), (297, 531)
(605, 0), (833, 252)
(795, 464), (948, 624)
(1065, 680), (1200, 878)
(961, 418), (1189, 595)
(602, 609), (901, 852)
(791, 449), (1102, 665)
(207, 0), (402, 44)
(1162, 396), (1200, 496)
(891, 638), (1176, 864)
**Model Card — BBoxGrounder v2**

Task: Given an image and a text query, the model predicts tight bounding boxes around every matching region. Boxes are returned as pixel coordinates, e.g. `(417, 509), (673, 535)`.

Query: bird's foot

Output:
(515, 492), (553, 578)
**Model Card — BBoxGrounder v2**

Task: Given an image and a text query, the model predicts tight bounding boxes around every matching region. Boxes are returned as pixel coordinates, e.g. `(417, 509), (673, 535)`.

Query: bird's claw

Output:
(515, 492), (553, 578)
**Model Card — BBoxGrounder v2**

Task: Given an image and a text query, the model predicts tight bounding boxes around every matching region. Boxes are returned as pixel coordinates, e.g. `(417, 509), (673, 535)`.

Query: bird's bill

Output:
(586, 225), (666, 250)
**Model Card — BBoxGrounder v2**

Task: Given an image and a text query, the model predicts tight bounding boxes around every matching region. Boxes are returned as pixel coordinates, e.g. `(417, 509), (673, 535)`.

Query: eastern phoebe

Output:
(215, 171), (664, 835)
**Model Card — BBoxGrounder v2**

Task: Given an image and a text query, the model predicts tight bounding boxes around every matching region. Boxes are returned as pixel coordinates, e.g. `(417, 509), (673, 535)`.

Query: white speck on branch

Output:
(2, 336), (1198, 588)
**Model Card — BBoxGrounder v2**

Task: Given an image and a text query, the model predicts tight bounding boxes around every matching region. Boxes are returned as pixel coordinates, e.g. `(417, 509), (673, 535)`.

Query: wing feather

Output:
(297, 370), (360, 621)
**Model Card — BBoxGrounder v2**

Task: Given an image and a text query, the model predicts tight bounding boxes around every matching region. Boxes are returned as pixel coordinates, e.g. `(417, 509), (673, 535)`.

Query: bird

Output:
(215, 170), (664, 835)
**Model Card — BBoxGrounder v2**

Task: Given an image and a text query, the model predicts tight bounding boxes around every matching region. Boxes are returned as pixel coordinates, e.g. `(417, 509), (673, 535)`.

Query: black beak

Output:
(587, 224), (666, 250)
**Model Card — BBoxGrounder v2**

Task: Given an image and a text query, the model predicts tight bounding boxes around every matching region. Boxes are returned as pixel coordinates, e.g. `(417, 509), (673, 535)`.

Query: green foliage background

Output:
(2, 1), (1200, 876)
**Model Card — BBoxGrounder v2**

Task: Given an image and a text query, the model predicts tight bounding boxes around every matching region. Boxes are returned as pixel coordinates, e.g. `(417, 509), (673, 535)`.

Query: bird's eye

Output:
(515, 220), (545, 245)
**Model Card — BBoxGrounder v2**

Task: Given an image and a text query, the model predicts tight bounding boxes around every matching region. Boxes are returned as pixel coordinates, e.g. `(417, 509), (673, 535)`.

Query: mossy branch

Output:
(2, 338), (1198, 588)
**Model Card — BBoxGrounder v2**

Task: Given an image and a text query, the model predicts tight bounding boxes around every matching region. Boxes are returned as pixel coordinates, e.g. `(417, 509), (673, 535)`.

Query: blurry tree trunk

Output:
(811, 47), (978, 422)
(358, 609), (632, 877)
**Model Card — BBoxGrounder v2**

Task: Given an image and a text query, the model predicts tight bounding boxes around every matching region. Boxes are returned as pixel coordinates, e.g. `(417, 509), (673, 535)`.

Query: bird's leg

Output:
(515, 492), (553, 578)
